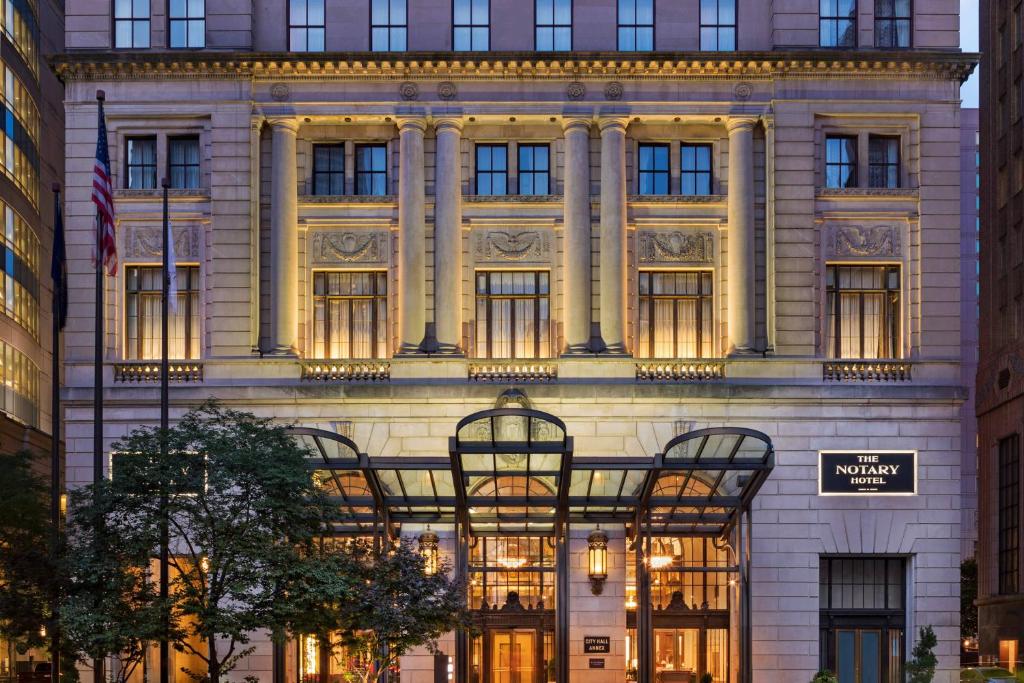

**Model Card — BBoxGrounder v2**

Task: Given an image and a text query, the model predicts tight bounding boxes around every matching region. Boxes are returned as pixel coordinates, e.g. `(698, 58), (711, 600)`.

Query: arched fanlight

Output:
(588, 527), (609, 595)
(418, 527), (440, 576)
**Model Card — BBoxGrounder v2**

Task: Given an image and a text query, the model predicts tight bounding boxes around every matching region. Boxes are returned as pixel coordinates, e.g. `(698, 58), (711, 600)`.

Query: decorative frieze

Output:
(309, 231), (389, 264)
(474, 230), (552, 262)
(637, 231), (715, 264)
(827, 225), (902, 258)
(123, 225), (201, 260)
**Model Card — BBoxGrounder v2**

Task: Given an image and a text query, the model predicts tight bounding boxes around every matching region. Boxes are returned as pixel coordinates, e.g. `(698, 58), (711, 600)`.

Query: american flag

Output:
(92, 96), (117, 275)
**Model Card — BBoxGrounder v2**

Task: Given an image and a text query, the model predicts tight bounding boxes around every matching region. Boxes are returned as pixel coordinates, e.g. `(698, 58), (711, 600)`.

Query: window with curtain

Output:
(126, 136), (157, 190)
(454, 0), (489, 50)
(874, 0), (910, 48)
(617, 0), (653, 50)
(371, 0), (407, 51)
(819, 0), (856, 47)
(312, 144), (345, 195)
(535, 0), (571, 51)
(312, 271), (388, 359)
(169, 0), (205, 48)
(125, 265), (200, 360)
(825, 265), (901, 359)
(825, 135), (858, 188)
(699, 0), (736, 51)
(114, 0), (151, 48)
(518, 144), (550, 195)
(639, 271), (714, 359)
(475, 144), (507, 195)
(289, 0), (325, 52)
(868, 135), (900, 189)
(475, 271), (550, 359)
(999, 434), (1021, 595)
(638, 143), (670, 195)
(355, 144), (387, 195)
(168, 136), (201, 190)
(681, 143), (713, 195)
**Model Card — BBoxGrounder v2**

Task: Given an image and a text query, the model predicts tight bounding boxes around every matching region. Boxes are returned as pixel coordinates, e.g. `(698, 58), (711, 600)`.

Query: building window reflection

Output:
(617, 0), (653, 51)
(825, 135), (858, 188)
(681, 143), (714, 195)
(354, 144), (387, 195)
(535, 0), (571, 51)
(518, 144), (550, 195)
(289, 0), (325, 52)
(114, 0), (151, 48)
(639, 271), (713, 359)
(638, 143), (670, 195)
(874, 0), (910, 48)
(819, 0), (856, 47)
(0, 201), (39, 338)
(2, 0), (38, 78)
(474, 270), (551, 359)
(125, 265), (200, 360)
(475, 143), (508, 196)
(169, 0), (205, 48)
(0, 339), (38, 427)
(868, 135), (901, 189)
(312, 143), (345, 195)
(311, 271), (388, 359)
(371, 0), (407, 51)
(1, 64), (39, 207)
(125, 136), (157, 189)
(168, 136), (201, 190)
(453, 0), (489, 51)
(699, 0), (736, 51)
(825, 265), (901, 359)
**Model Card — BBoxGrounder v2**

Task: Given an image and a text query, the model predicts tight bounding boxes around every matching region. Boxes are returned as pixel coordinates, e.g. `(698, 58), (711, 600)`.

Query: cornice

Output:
(51, 50), (978, 83)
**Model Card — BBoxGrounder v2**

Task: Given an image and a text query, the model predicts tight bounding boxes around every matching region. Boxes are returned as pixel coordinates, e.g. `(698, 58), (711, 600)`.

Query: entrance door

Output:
(836, 629), (882, 683)
(653, 628), (699, 681)
(491, 631), (537, 683)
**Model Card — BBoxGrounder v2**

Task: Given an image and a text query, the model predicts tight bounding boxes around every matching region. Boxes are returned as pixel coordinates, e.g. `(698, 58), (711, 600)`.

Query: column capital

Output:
(433, 117), (464, 134)
(726, 116), (758, 134)
(396, 117), (428, 133)
(562, 117), (593, 134)
(267, 117), (300, 133)
(598, 117), (630, 134)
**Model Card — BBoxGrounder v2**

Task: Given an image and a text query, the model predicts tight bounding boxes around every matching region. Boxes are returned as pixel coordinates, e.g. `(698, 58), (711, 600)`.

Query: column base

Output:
(265, 345), (297, 357)
(727, 346), (761, 357)
(600, 341), (630, 356)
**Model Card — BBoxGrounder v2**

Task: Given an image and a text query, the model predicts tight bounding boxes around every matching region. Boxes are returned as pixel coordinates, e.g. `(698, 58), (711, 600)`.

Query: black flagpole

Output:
(159, 177), (170, 683)
(49, 183), (61, 683)
(93, 89), (105, 683)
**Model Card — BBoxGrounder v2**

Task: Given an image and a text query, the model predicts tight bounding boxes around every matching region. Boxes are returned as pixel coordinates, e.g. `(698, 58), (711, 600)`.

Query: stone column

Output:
(599, 117), (629, 354)
(726, 117), (757, 355)
(268, 117), (299, 355)
(562, 118), (593, 353)
(433, 118), (464, 353)
(398, 118), (427, 353)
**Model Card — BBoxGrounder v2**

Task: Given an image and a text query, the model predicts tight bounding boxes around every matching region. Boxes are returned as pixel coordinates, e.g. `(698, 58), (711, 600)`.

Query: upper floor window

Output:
(125, 265), (200, 360)
(371, 0), (407, 51)
(639, 271), (713, 359)
(114, 0), (151, 48)
(617, 0), (653, 51)
(289, 0), (325, 52)
(312, 271), (388, 359)
(638, 143), (669, 195)
(518, 144), (550, 195)
(825, 265), (901, 359)
(475, 271), (551, 359)
(168, 136), (201, 190)
(819, 0), (856, 47)
(868, 135), (900, 189)
(681, 143), (713, 195)
(536, 0), (571, 51)
(475, 144), (507, 196)
(999, 434), (1021, 596)
(126, 136), (157, 190)
(454, 0), (489, 51)
(825, 135), (857, 188)
(313, 143), (345, 195)
(169, 0), (205, 48)
(874, 0), (910, 48)
(355, 144), (387, 196)
(700, 0), (736, 51)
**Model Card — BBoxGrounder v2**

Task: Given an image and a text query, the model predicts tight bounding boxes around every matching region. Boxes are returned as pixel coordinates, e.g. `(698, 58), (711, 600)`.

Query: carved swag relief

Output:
(637, 231), (715, 263)
(310, 231), (389, 264)
(828, 225), (902, 258)
(123, 225), (200, 259)
(474, 230), (552, 262)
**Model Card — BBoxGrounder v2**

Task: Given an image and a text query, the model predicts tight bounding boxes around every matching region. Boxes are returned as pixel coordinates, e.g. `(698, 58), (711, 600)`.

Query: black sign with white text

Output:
(588, 659), (605, 669)
(583, 637), (610, 654)
(819, 451), (916, 495)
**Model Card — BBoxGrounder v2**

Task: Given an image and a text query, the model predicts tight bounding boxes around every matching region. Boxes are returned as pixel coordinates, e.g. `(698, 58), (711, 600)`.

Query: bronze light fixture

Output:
(588, 527), (609, 595)
(418, 527), (440, 576)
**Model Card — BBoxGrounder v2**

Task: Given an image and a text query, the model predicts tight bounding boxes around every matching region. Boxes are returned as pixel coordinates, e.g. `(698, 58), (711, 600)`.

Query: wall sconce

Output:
(588, 527), (609, 595)
(418, 528), (439, 576)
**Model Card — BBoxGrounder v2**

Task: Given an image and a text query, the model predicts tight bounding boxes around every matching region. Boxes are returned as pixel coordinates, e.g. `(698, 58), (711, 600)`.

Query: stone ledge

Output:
(636, 361), (725, 381)
(300, 360), (390, 382)
(816, 187), (920, 199)
(823, 360), (912, 382)
(468, 362), (557, 382)
(113, 361), (204, 383)
(113, 188), (211, 200)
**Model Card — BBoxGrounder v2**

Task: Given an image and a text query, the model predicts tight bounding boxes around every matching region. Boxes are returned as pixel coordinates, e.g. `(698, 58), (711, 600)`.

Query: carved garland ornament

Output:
(474, 230), (552, 262)
(828, 225), (901, 258)
(124, 225), (200, 259)
(310, 231), (388, 263)
(637, 231), (714, 263)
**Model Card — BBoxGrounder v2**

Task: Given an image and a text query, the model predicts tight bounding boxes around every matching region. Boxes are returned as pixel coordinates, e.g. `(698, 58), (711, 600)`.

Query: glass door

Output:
(653, 628), (699, 680)
(491, 630), (537, 683)
(836, 629), (882, 683)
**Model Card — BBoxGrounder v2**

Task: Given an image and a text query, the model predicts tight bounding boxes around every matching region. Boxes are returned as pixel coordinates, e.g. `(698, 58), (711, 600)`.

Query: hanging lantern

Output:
(588, 527), (609, 595)
(418, 528), (440, 576)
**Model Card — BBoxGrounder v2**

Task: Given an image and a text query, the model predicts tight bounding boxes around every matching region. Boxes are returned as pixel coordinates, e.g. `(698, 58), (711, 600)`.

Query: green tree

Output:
(905, 625), (938, 683)
(810, 671), (838, 683)
(961, 558), (979, 640)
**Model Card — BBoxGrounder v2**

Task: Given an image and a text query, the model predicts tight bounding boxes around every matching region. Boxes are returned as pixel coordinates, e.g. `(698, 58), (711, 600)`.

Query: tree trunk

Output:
(208, 637), (219, 683)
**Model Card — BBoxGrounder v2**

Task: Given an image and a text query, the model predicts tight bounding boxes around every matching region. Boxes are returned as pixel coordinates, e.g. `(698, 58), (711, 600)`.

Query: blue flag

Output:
(50, 191), (67, 330)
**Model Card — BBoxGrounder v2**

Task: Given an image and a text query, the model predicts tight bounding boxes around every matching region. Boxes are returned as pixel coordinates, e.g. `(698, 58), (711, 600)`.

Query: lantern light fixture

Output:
(418, 527), (440, 576)
(588, 527), (609, 595)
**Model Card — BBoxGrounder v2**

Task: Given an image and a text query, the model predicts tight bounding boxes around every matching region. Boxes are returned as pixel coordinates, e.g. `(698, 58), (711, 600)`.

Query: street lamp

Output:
(588, 527), (609, 595)
(418, 527), (439, 575)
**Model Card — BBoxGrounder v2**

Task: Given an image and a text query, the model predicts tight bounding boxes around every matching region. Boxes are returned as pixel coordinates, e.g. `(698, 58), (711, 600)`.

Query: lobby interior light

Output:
(497, 556), (528, 569)
(588, 527), (609, 595)
(418, 527), (440, 576)
(649, 555), (674, 569)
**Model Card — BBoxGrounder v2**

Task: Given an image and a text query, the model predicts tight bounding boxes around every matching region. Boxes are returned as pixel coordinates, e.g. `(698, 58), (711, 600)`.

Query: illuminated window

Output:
(0, 340), (38, 427)
(169, 0), (205, 48)
(2, 0), (39, 77)
(617, 0), (653, 50)
(535, 0), (571, 51)
(0, 201), (39, 337)
(311, 271), (388, 359)
(453, 0), (489, 50)
(125, 265), (200, 360)
(114, 0), (151, 48)
(474, 271), (550, 359)
(1000, 640), (1020, 673)
(0, 65), (40, 207)
(820, 0), (856, 47)
(371, 0), (407, 51)
(639, 271), (713, 359)
(825, 265), (901, 359)
(288, 0), (325, 52)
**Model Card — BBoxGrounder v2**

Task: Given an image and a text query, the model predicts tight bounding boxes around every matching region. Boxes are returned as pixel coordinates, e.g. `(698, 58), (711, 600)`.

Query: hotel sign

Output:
(818, 451), (917, 495)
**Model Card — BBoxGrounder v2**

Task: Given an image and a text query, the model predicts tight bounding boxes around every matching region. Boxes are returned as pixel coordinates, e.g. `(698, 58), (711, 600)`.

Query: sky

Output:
(962, 0), (980, 108)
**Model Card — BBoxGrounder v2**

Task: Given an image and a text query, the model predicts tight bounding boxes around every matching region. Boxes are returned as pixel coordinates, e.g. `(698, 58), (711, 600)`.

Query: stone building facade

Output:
(56, 1), (974, 682)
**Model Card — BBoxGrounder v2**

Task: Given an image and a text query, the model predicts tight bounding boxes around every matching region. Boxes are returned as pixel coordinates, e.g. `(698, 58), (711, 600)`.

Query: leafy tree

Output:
(961, 558), (978, 640)
(905, 625), (938, 683)
(810, 671), (838, 683)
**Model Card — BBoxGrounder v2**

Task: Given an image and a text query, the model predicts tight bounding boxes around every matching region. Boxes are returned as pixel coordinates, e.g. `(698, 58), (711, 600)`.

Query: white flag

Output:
(167, 219), (178, 313)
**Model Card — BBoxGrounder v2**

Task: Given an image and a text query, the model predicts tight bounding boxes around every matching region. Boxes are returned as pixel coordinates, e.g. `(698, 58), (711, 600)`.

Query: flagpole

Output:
(49, 183), (62, 683)
(92, 89), (106, 683)
(159, 177), (170, 683)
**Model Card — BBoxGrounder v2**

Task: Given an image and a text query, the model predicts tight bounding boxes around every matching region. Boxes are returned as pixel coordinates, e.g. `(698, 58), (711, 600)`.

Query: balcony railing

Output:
(822, 360), (911, 382)
(113, 362), (204, 383)
(300, 361), (391, 382)
(468, 362), (557, 382)
(635, 361), (726, 382)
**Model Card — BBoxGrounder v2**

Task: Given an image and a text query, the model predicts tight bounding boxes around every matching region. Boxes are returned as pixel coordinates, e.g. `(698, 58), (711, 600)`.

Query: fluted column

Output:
(398, 117), (427, 353)
(433, 118), (464, 353)
(726, 117), (757, 355)
(268, 117), (299, 355)
(562, 118), (593, 353)
(599, 117), (629, 354)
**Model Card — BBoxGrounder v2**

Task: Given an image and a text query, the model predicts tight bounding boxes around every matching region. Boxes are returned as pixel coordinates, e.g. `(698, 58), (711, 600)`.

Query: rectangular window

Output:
(126, 136), (157, 190)
(312, 144), (345, 195)
(825, 135), (858, 188)
(125, 265), (200, 360)
(638, 143), (670, 195)
(114, 0), (151, 48)
(355, 144), (387, 196)
(518, 144), (550, 195)
(825, 265), (901, 359)
(312, 271), (388, 359)
(289, 0), (325, 52)
(999, 435), (1021, 596)
(169, 0), (205, 48)
(617, 0), (653, 51)
(820, 0), (856, 47)
(475, 271), (550, 359)
(639, 271), (713, 359)
(168, 136), (201, 190)
(681, 143), (713, 195)
(454, 0), (489, 50)
(371, 0), (407, 51)
(874, 0), (910, 48)
(699, 0), (736, 51)
(535, 0), (571, 51)
(475, 144), (508, 196)
(868, 136), (900, 189)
